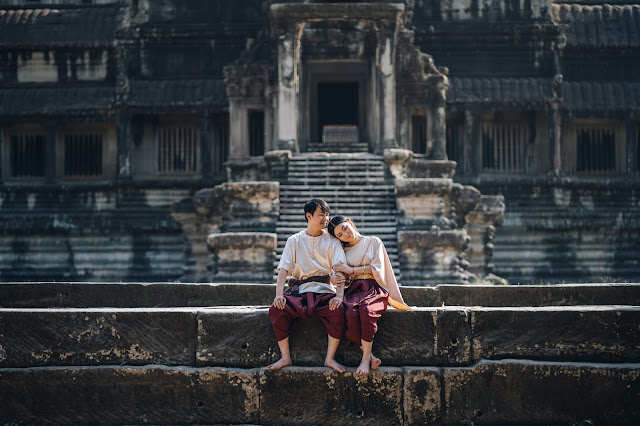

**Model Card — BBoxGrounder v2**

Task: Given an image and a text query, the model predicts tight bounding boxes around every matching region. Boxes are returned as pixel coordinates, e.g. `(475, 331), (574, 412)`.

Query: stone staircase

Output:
(276, 153), (401, 279)
(1, 282), (639, 425)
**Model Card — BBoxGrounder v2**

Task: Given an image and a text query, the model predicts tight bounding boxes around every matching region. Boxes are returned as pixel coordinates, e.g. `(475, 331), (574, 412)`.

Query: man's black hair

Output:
(304, 199), (330, 222)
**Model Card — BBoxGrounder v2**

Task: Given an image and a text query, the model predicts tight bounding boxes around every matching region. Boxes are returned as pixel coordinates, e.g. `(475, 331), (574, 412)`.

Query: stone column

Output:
(463, 109), (477, 175)
(0, 122), (4, 183)
(625, 114), (638, 173)
(464, 195), (505, 277)
(200, 110), (213, 180)
(428, 77), (448, 160)
(547, 104), (562, 173)
(378, 28), (398, 152)
(276, 27), (299, 151)
(45, 121), (56, 183)
(117, 110), (132, 180)
(228, 101), (248, 160)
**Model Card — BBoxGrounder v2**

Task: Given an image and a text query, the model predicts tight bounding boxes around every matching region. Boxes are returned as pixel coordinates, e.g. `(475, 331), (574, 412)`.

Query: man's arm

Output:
(273, 268), (289, 309)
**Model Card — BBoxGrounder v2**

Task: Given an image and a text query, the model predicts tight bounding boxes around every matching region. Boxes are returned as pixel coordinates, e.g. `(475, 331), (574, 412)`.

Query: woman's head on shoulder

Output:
(328, 215), (361, 246)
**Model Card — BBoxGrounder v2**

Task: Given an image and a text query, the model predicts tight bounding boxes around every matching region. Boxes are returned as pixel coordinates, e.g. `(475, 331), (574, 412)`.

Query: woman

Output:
(328, 215), (410, 374)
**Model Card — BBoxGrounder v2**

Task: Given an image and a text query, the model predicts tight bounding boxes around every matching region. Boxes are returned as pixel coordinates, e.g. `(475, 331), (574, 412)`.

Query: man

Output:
(268, 198), (347, 373)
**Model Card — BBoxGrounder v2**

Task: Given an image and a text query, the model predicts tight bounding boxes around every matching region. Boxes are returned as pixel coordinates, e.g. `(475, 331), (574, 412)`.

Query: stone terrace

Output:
(1, 282), (639, 425)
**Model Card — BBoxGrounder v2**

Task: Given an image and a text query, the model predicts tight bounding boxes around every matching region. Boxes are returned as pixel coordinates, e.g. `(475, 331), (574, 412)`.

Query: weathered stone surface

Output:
(471, 306), (640, 362)
(2, 282), (638, 309)
(406, 159), (456, 179)
(396, 178), (453, 197)
(0, 309), (196, 367)
(403, 367), (442, 425)
(434, 308), (472, 365)
(259, 367), (404, 426)
(436, 283), (640, 307)
(442, 360), (640, 425)
(0, 282), (276, 308)
(398, 229), (470, 250)
(206, 232), (277, 282)
(0, 366), (259, 425)
(196, 308), (438, 368)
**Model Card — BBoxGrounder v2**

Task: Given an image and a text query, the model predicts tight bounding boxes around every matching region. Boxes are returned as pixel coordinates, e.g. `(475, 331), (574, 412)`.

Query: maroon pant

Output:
(344, 279), (388, 344)
(269, 291), (345, 341)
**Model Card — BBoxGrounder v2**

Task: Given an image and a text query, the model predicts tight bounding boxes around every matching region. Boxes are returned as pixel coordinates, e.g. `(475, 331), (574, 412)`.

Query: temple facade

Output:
(0, 0), (638, 284)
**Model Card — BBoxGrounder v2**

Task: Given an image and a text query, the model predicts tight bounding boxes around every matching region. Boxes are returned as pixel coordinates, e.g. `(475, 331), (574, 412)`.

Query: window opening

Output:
(64, 133), (103, 177)
(156, 126), (199, 174)
(481, 122), (527, 171)
(10, 133), (45, 177)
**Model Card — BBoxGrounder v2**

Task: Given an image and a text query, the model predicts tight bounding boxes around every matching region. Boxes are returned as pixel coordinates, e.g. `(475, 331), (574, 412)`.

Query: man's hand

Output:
(329, 295), (343, 311)
(273, 295), (286, 310)
(332, 262), (352, 275)
(330, 272), (347, 286)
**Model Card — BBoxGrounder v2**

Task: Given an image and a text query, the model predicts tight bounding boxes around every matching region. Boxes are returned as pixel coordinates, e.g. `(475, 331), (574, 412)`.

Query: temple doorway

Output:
(317, 82), (359, 142)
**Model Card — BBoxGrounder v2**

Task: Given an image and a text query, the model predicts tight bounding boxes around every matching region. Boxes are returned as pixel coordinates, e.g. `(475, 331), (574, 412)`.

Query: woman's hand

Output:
(329, 295), (343, 310)
(332, 262), (352, 275)
(272, 295), (286, 310)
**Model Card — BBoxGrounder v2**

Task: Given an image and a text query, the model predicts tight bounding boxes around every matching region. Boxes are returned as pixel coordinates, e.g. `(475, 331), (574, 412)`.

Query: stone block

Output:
(0, 282), (276, 308)
(403, 367), (442, 425)
(470, 306), (640, 362)
(433, 308), (472, 365)
(207, 232), (277, 282)
(259, 367), (403, 425)
(442, 360), (640, 425)
(0, 309), (196, 367)
(196, 307), (439, 368)
(0, 366), (259, 425)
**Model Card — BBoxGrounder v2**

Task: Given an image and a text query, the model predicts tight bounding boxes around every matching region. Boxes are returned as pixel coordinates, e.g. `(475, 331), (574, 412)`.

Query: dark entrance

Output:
(317, 82), (359, 142)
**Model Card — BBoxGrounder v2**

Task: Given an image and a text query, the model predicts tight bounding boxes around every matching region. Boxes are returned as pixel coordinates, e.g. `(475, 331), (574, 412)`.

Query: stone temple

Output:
(0, 0), (639, 285)
(1, 2), (640, 425)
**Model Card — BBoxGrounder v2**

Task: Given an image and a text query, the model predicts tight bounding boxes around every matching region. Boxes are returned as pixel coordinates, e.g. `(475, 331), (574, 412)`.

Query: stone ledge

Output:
(2, 306), (639, 368)
(1, 282), (638, 308)
(1, 361), (638, 425)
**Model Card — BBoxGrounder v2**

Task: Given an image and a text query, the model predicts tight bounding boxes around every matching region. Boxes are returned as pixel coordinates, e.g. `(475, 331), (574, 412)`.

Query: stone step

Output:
(1, 305), (639, 369)
(4, 361), (637, 425)
(280, 184), (394, 190)
(2, 282), (638, 308)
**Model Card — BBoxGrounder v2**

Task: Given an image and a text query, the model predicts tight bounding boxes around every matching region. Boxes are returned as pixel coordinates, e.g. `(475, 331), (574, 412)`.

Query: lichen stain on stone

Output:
(0, 343), (6, 362)
(324, 371), (337, 389)
(31, 349), (52, 362)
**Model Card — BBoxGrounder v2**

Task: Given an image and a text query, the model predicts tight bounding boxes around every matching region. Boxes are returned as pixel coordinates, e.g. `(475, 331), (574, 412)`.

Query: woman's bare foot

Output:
(324, 358), (346, 373)
(370, 354), (381, 370)
(356, 358), (370, 375)
(268, 357), (292, 370)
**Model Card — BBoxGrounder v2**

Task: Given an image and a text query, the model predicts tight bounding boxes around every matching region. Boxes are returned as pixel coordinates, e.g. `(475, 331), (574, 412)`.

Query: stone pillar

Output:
(464, 195), (505, 277)
(625, 114), (638, 173)
(276, 28), (298, 151)
(398, 230), (471, 285)
(117, 110), (132, 180)
(377, 27), (398, 151)
(548, 103), (562, 174)
(207, 232), (277, 283)
(200, 110), (213, 180)
(428, 77), (448, 160)
(0, 122), (4, 183)
(44, 121), (56, 183)
(464, 109), (478, 175)
(228, 101), (248, 160)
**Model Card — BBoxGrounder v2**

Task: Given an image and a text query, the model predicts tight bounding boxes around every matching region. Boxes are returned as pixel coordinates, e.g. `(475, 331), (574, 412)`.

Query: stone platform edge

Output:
(1, 282), (639, 308)
(1, 360), (638, 425)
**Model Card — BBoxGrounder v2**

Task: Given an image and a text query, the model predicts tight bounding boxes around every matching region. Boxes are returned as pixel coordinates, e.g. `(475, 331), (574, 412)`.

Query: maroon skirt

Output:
(343, 279), (388, 344)
(269, 291), (345, 341)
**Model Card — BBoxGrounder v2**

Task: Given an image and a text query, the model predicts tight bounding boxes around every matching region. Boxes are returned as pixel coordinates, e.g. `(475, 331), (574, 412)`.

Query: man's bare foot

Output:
(370, 354), (381, 370)
(324, 358), (346, 373)
(268, 357), (292, 370)
(356, 359), (370, 375)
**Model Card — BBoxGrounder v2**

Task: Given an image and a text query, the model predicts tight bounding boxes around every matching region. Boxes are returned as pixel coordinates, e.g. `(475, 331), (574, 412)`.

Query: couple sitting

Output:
(268, 198), (409, 374)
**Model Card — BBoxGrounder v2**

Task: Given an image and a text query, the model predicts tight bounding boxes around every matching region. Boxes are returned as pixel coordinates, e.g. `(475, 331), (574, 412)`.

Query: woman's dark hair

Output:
(327, 215), (349, 238)
(304, 198), (330, 222)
